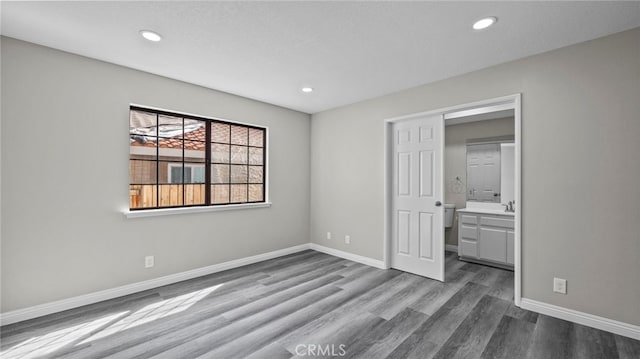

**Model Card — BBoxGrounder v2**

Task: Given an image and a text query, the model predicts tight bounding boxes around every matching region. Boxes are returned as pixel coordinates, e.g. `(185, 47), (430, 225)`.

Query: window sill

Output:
(123, 202), (272, 219)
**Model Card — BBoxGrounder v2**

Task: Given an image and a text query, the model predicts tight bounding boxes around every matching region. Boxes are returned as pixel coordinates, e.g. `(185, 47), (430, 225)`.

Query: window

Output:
(129, 106), (266, 210)
(169, 164), (205, 184)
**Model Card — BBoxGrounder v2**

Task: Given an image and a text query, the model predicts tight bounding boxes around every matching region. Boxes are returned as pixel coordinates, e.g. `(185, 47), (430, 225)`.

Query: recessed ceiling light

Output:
(140, 30), (162, 42)
(473, 17), (497, 30)
(301, 87), (313, 93)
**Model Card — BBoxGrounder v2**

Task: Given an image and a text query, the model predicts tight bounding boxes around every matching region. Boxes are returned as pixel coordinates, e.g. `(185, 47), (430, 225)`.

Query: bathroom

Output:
(443, 109), (516, 270)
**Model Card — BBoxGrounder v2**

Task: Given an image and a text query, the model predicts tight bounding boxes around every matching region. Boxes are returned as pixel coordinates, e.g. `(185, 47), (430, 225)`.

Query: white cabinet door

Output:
(479, 227), (507, 263)
(391, 114), (444, 281)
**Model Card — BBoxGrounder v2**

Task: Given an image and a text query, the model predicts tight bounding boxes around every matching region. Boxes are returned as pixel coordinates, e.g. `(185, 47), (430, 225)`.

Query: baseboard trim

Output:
(0, 243), (311, 326)
(445, 244), (458, 252)
(520, 298), (640, 340)
(309, 243), (387, 269)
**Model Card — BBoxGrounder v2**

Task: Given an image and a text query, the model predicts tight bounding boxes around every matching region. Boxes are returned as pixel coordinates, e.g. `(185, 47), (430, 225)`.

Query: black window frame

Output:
(129, 106), (267, 210)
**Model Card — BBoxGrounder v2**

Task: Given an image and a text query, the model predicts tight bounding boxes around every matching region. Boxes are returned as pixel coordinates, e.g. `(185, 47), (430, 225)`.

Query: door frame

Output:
(384, 93), (522, 306)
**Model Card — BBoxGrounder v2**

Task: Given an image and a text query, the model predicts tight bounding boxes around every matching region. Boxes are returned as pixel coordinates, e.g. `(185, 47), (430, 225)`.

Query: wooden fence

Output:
(130, 184), (206, 208)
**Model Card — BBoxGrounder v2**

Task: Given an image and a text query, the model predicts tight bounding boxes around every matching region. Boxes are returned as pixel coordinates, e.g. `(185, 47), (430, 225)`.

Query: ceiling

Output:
(2, 1), (639, 114)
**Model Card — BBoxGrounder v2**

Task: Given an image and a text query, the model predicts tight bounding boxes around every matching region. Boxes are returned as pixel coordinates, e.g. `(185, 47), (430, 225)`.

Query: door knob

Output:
(435, 201), (442, 207)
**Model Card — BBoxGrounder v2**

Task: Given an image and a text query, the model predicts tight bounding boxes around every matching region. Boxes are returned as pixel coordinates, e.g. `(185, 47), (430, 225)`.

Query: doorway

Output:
(384, 94), (522, 306)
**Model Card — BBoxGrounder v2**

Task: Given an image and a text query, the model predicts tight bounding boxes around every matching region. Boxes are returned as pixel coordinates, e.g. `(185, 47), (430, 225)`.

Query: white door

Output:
(467, 144), (501, 202)
(391, 114), (444, 281)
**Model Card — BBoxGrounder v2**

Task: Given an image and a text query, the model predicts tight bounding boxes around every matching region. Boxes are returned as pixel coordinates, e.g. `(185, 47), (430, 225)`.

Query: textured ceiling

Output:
(2, 1), (639, 114)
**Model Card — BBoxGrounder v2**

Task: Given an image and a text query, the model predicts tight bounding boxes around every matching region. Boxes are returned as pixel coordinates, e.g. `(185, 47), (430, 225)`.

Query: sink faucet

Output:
(503, 201), (515, 212)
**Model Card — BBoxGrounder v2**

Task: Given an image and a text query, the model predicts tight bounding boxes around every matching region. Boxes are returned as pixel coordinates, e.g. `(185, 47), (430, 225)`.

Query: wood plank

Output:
(433, 295), (510, 359)
(198, 272), (403, 359)
(244, 342), (293, 359)
(526, 315), (572, 359)
(504, 302), (539, 324)
(278, 270), (403, 350)
(194, 290), (364, 359)
(149, 281), (343, 358)
(486, 269), (514, 301)
(459, 261), (486, 273)
(287, 312), (384, 359)
(258, 255), (345, 286)
(615, 334), (640, 359)
(369, 275), (440, 320)
(221, 273), (344, 321)
(247, 261), (347, 300)
(388, 282), (491, 358)
(185, 184), (194, 205)
(98, 315), (231, 359)
(348, 308), (429, 359)
(480, 315), (535, 359)
(569, 323), (619, 359)
(408, 270), (475, 315)
(0, 291), (161, 346)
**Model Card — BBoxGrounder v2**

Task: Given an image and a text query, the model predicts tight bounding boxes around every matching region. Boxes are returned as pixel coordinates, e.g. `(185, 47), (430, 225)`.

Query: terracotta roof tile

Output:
(131, 126), (207, 150)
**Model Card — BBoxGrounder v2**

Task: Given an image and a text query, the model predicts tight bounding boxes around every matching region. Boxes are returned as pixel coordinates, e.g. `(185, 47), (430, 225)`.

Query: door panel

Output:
(419, 151), (434, 197)
(398, 152), (411, 196)
(397, 211), (411, 255)
(419, 212), (434, 260)
(398, 128), (411, 145)
(391, 114), (444, 281)
(467, 143), (501, 202)
(419, 126), (433, 142)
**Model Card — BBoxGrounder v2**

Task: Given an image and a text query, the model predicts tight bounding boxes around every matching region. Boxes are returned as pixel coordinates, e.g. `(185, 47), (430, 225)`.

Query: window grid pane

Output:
(130, 107), (266, 210)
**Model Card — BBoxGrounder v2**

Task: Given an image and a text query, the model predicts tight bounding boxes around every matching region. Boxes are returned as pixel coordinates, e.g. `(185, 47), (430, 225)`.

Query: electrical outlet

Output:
(327, 232), (332, 240)
(145, 255), (155, 268)
(345, 235), (351, 244)
(553, 277), (567, 294)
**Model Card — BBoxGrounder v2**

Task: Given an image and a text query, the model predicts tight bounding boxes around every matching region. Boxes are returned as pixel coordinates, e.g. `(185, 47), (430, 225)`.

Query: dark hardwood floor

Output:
(1, 250), (638, 358)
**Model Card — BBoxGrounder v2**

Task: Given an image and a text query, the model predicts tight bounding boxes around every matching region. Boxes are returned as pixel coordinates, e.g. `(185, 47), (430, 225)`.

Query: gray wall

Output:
(1, 37), (311, 312)
(444, 117), (515, 246)
(310, 28), (640, 325)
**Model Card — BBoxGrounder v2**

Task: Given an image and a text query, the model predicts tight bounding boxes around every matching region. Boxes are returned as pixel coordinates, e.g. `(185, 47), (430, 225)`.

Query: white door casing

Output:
(391, 114), (444, 281)
(384, 93), (520, 306)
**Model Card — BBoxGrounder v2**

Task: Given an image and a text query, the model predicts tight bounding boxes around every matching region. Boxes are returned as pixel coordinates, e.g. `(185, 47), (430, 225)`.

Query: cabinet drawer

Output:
(480, 216), (514, 229)
(460, 215), (478, 225)
(459, 239), (478, 258)
(479, 228), (507, 263)
(460, 225), (477, 240)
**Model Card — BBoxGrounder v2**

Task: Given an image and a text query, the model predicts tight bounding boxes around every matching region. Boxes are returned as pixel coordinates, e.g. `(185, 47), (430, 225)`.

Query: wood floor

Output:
(1, 250), (639, 359)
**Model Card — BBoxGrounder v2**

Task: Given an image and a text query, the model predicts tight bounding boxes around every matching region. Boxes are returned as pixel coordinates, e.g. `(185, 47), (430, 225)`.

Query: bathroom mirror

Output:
(466, 137), (515, 203)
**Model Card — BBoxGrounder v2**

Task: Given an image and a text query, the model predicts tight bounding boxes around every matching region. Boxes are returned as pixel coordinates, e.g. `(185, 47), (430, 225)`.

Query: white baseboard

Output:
(445, 244), (458, 252)
(520, 298), (640, 340)
(309, 243), (387, 269)
(0, 244), (311, 326)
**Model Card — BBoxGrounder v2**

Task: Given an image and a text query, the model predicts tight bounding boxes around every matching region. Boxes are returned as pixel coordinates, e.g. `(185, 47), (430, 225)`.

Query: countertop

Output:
(457, 207), (515, 217)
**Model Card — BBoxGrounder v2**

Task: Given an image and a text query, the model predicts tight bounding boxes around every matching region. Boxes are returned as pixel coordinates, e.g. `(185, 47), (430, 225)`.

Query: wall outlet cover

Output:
(345, 235), (351, 244)
(145, 255), (155, 268)
(327, 232), (332, 240)
(553, 277), (567, 294)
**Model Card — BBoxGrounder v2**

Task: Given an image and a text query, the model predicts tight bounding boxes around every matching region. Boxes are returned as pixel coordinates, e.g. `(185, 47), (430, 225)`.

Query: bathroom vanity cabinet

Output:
(458, 210), (514, 269)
